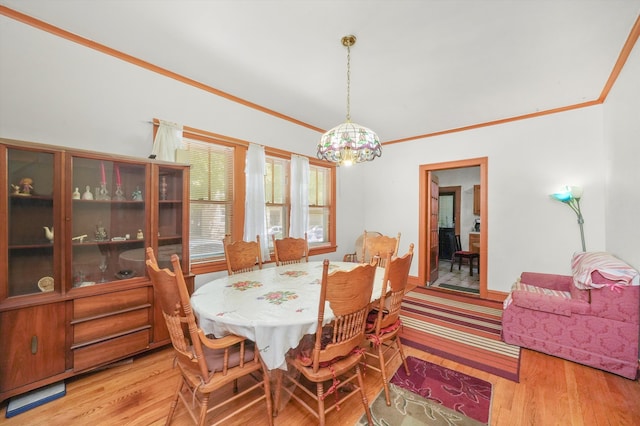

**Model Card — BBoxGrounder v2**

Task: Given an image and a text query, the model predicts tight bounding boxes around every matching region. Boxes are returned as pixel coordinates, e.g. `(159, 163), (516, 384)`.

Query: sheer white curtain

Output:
(244, 143), (270, 259)
(290, 155), (309, 238)
(150, 120), (183, 162)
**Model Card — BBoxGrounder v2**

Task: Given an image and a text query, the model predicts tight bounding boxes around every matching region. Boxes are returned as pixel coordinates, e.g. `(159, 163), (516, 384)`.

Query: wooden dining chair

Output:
(223, 235), (263, 275)
(450, 234), (479, 276)
(364, 243), (415, 406)
(361, 230), (401, 267)
(343, 231), (381, 263)
(145, 247), (273, 426)
(272, 233), (309, 266)
(273, 260), (376, 426)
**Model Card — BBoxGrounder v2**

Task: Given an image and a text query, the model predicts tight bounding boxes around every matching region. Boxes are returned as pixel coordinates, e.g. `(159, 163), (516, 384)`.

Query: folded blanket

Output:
(571, 252), (640, 290)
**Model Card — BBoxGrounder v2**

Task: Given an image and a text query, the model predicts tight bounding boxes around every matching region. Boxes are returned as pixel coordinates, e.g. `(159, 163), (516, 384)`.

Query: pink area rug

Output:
(390, 356), (492, 424)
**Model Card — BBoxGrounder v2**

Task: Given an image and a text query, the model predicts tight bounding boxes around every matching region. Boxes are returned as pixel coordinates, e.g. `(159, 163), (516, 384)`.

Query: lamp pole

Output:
(566, 197), (586, 252)
(551, 186), (586, 252)
(574, 198), (586, 252)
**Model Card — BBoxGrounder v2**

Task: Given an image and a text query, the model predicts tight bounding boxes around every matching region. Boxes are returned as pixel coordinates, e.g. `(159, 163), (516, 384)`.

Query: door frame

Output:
(418, 157), (488, 298)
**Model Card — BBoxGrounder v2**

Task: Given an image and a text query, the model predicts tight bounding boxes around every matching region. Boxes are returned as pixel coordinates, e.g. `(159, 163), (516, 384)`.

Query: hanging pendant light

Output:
(317, 35), (382, 166)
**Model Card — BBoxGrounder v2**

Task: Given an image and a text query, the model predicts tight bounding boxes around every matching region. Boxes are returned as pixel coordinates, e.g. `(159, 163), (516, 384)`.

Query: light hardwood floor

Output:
(1, 343), (639, 425)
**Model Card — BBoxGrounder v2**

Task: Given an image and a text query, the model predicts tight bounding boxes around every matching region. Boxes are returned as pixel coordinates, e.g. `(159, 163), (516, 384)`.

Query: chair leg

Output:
(450, 257), (455, 272)
(469, 256), (474, 276)
(356, 364), (373, 425)
(458, 256), (463, 271)
(317, 382), (326, 426)
(397, 339), (410, 377)
(197, 394), (209, 426)
(166, 378), (183, 426)
(378, 344), (391, 406)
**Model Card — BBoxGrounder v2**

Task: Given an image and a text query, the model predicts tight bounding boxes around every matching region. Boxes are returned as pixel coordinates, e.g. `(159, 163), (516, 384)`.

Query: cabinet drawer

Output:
(73, 329), (150, 372)
(73, 308), (150, 344)
(73, 287), (149, 318)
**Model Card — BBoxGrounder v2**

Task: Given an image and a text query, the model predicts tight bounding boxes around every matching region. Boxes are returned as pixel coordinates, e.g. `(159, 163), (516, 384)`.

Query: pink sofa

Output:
(502, 252), (640, 379)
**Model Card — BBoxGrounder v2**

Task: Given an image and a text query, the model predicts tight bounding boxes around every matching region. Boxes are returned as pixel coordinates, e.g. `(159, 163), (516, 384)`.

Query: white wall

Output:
(0, 16), (319, 159)
(2, 14), (637, 294)
(351, 106), (608, 292)
(603, 38), (640, 270)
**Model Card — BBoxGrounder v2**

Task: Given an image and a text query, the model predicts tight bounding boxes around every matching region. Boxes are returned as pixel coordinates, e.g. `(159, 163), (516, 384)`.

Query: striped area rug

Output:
(399, 287), (521, 382)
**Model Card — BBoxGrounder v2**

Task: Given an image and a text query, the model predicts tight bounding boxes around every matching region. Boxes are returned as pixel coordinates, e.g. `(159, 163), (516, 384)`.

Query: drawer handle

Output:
(31, 335), (38, 354)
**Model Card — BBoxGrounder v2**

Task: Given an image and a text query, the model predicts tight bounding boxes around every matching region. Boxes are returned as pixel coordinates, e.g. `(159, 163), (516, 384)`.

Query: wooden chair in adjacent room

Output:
(273, 260), (377, 426)
(272, 233), (309, 266)
(364, 243), (415, 406)
(223, 235), (263, 275)
(450, 234), (479, 276)
(145, 247), (273, 426)
(362, 230), (401, 267)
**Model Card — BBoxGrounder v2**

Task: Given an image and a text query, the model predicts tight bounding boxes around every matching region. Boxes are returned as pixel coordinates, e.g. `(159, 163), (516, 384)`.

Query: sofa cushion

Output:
(571, 252), (640, 290)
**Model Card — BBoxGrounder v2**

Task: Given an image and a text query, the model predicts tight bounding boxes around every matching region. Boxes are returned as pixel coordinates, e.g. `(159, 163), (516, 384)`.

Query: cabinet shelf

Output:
(10, 194), (53, 201)
(72, 239), (145, 247)
(9, 243), (54, 249)
(72, 199), (145, 204)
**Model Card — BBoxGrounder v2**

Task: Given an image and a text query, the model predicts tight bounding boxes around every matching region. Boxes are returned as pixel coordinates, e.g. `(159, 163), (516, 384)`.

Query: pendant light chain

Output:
(346, 42), (351, 122)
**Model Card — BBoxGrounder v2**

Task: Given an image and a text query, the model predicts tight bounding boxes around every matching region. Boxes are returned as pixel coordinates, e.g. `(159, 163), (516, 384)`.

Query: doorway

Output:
(436, 186), (461, 261)
(418, 157), (488, 298)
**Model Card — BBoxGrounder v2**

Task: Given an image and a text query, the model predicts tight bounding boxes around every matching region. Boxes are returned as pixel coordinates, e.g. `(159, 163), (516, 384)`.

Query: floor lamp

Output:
(551, 185), (586, 252)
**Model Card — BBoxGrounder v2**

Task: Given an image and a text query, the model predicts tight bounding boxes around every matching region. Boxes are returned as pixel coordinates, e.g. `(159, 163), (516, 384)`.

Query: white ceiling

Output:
(2, 0), (639, 143)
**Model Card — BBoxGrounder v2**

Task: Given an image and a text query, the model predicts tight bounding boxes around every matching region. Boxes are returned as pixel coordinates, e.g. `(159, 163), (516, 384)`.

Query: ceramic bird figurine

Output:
(44, 226), (54, 242)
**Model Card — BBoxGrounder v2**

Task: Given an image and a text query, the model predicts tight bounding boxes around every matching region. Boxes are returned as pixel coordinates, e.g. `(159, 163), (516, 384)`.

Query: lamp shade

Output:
(569, 186), (583, 199)
(551, 189), (572, 202)
(551, 185), (583, 202)
(317, 121), (382, 166)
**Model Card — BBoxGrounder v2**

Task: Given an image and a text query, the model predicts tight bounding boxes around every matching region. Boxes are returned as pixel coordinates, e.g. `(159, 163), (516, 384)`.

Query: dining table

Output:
(190, 261), (386, 371)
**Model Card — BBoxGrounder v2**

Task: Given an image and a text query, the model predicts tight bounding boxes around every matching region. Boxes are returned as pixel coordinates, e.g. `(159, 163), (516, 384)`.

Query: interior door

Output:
(426, 172), (439, 285)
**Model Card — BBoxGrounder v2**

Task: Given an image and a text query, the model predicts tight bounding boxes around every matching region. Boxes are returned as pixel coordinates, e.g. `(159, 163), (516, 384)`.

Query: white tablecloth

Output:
(190, 261), (385, 370)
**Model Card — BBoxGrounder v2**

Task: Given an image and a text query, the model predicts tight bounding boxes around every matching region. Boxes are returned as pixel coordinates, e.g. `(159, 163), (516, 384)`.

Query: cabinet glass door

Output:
(71, 157), (147, 287)
(7, 148), (56, 296)
(156, 166), (186, 271)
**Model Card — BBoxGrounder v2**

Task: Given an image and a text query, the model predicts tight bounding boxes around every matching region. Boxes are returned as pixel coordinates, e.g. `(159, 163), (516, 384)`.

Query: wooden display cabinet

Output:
(0, 139), (191, 403)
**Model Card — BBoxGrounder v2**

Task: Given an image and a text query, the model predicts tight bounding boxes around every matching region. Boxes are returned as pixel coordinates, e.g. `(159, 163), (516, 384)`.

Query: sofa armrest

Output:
(520, 272), (572, 291)
(510, 280), (573, 316)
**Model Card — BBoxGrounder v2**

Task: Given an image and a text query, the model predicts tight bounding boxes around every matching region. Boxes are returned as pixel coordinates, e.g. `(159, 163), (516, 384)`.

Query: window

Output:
(308, 164), (330, 244)
(175, 125), (336, 274)
(182, 136), (235, 265)
(265, 156), (288, 247)
(263, 156), (332, 248)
